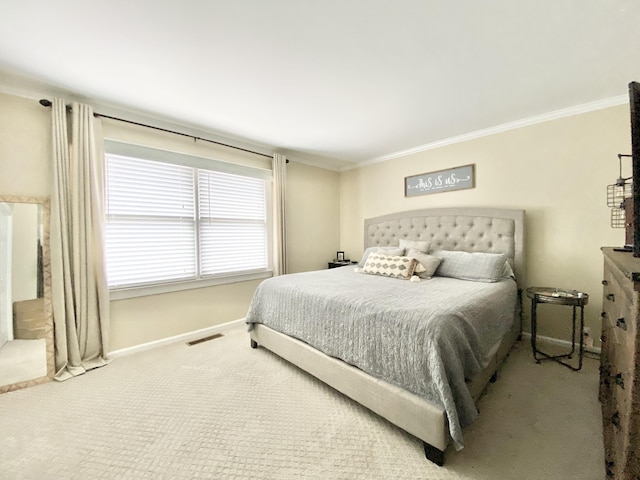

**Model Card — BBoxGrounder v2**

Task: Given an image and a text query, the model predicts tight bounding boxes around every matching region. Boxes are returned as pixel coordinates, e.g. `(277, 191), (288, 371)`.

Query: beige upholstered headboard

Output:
(364, 207), (526, 288)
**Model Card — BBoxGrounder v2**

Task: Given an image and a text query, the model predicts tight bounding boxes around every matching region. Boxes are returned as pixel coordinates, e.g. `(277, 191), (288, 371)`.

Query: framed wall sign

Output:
(405, 164), (475, 197)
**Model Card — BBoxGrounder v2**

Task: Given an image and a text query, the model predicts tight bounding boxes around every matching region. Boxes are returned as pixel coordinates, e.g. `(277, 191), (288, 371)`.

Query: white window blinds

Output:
(105, 152), (269, 289)
(197, 169), (267, 275)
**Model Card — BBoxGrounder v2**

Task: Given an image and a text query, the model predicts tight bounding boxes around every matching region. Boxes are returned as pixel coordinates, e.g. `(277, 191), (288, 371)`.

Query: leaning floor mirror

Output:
(0, 195), (54, 393)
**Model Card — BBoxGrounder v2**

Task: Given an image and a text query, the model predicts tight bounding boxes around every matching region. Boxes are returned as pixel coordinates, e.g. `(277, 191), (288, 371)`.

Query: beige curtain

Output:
(50, 98), (110, 381)
(273, 153), (288, 276)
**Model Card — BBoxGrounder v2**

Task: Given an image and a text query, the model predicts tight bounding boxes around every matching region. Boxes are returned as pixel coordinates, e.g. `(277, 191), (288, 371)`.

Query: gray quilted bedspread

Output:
(245, 266), (517, 449)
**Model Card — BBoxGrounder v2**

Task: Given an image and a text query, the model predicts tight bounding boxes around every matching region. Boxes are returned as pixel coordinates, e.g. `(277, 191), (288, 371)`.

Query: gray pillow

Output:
(433, 250), (507, 283)
(358, 246), (405, 266)
(406, 249), (441, 279)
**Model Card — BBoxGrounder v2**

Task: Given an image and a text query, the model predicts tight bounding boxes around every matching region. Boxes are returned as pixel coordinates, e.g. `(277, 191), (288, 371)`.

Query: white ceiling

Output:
(0, 1), (639, 170)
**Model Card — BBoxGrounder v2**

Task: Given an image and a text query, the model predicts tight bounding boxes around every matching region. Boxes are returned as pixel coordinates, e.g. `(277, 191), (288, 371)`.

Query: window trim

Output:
(104, 140), (272, 180)
(104, 140), (274, 298)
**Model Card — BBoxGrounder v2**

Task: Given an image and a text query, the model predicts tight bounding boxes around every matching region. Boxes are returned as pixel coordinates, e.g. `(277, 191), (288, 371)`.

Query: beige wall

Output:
(109, 279), (263, 349)
(0, 93), (51, 196)
(0, 91), (341, 351)
(286, 161), (340, 273)
(339, 105), (631, 342)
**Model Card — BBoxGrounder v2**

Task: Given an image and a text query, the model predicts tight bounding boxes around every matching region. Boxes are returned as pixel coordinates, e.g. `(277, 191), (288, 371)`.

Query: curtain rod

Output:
(38, 98), (282, 161)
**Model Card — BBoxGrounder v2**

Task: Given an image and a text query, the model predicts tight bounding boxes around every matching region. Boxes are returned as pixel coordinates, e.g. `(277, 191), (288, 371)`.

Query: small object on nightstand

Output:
(526, 287), (589, 371)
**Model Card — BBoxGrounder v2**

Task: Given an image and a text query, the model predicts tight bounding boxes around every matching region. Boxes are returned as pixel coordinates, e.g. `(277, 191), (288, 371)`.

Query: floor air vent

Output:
(187, 333), (224, 346)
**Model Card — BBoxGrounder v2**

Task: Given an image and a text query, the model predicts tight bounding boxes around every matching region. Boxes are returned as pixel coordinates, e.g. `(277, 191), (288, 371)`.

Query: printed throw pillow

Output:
(362, 253), (419, 279)
(358, 246), (405, 267)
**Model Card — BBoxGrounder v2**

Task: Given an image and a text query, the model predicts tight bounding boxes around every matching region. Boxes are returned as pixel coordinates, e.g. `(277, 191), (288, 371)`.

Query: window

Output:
(104, 141), (272, 294)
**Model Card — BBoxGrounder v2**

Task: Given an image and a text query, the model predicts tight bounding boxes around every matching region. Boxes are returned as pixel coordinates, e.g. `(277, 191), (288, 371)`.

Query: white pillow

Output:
(406, 249), (442, 279)
(358, 246), (405, 266)
(362, 253), (419, 279)
(433, 250), (507, 283)
(399, 238), (430, 254)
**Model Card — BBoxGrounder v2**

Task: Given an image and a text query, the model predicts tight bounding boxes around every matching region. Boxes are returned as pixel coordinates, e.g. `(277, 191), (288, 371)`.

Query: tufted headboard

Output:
(364, 207), (525, 288)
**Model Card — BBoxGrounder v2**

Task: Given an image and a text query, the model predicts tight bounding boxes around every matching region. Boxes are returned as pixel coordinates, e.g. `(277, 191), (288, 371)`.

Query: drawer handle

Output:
(614, 373), (625, 389)
(611, 411), (621, 429)
(616, 318), (628, 331)
(606, 293), (615, 301)
(602, 279), (609, 286)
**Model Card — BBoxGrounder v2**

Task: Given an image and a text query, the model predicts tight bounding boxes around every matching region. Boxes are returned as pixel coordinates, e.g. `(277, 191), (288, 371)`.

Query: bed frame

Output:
(250, 207), (525, 465)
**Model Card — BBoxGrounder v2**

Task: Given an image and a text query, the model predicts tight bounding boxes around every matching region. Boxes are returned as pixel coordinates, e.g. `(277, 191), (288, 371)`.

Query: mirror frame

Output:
(0, 195), (53, 393)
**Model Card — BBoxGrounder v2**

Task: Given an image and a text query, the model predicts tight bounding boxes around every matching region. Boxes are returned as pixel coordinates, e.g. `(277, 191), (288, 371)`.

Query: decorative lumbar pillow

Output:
(407, 249), (442, 279)
(362, 253), (419, 279)
(358, 246), (405, 266)
(433, 250), (507, 283)
(399, 238), (430, 254)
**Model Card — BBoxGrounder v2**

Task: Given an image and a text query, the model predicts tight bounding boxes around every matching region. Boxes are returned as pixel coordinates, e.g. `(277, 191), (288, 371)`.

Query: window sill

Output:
(109, 270), (273, 300)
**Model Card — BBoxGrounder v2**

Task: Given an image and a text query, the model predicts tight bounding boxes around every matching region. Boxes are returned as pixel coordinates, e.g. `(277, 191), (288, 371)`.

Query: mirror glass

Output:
(0, 196), (52, 392)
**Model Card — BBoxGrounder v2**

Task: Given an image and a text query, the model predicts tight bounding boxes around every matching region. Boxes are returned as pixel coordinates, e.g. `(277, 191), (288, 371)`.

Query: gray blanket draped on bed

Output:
(246, 266), (517, 449)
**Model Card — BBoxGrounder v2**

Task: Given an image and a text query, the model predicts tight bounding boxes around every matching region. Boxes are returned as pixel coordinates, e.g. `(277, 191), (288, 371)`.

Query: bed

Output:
(246, 207), (525, 465)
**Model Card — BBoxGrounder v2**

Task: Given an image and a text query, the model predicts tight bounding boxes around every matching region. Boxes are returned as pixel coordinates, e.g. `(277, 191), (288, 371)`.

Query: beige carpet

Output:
(0, 324), (604, 480)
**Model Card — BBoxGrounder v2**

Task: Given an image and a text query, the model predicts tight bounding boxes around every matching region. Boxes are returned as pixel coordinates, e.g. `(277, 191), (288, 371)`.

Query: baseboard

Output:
(520, 332), (601, 355)
(108, 318), (245, 359)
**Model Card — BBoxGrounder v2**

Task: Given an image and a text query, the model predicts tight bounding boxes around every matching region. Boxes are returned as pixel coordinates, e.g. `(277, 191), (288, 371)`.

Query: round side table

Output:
(526, 287), (589, 371)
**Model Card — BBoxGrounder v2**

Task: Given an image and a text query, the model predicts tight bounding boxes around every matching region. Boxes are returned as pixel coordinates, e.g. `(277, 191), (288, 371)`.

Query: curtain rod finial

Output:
(39, 99), (52, 107)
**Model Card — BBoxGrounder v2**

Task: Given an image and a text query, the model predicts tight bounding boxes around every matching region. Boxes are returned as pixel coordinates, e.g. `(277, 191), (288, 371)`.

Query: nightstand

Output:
(526, 287), (589, 371)
(328, 261), (352, 269)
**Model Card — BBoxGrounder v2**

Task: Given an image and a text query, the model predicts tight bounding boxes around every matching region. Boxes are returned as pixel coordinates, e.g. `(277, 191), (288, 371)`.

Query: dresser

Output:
(600, 248), (640, 479)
